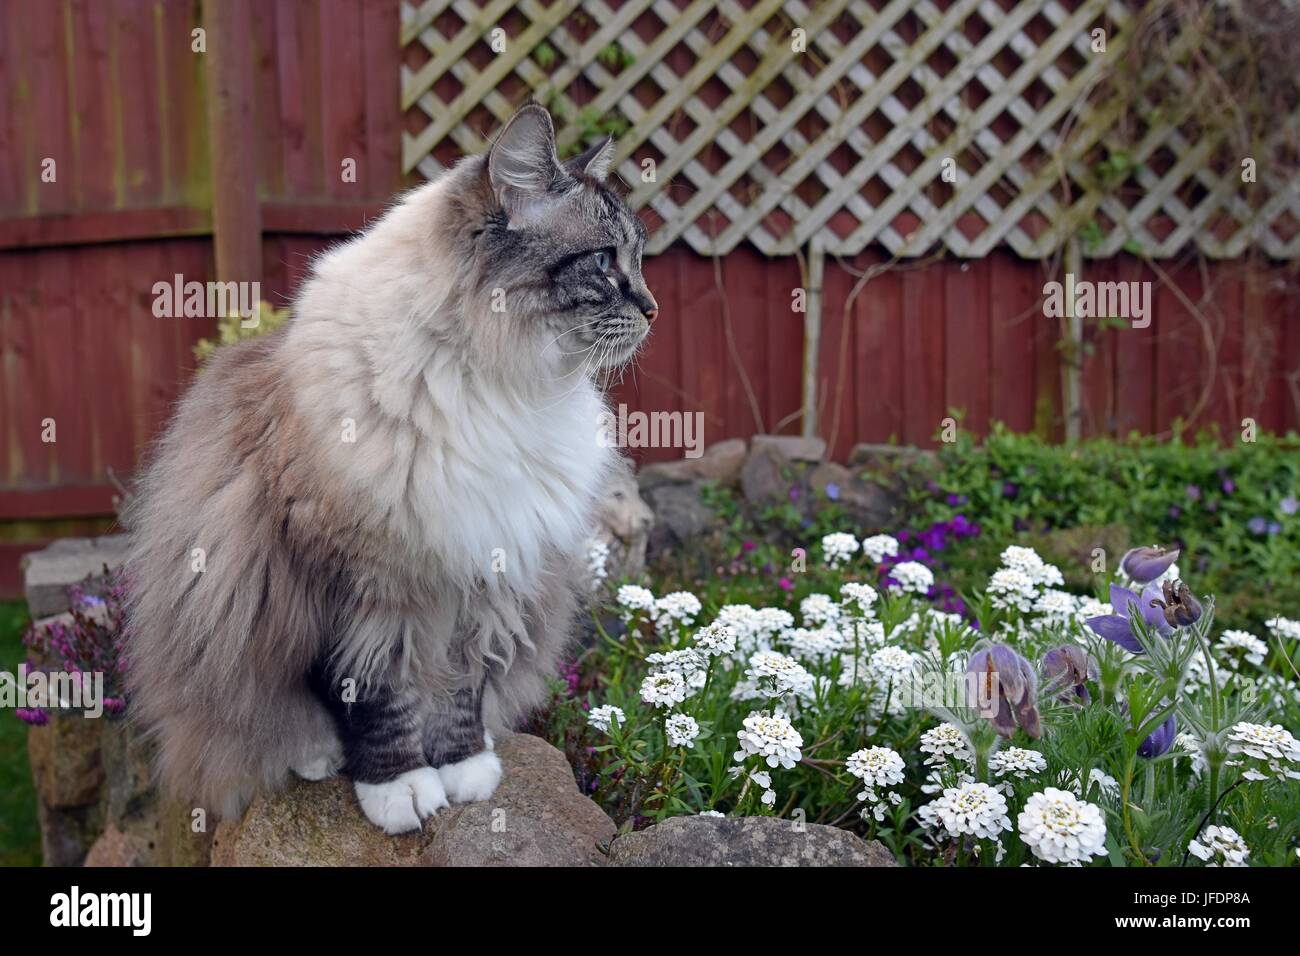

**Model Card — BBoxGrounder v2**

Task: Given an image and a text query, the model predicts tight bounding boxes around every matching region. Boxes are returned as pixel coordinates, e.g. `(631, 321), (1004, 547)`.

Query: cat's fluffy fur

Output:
(124, 105), (654, 824)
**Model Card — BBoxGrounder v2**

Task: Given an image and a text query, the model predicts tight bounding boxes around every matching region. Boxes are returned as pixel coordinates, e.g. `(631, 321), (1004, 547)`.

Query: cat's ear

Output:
(488, 105), (562, 223)
(564, 136), (616, 182)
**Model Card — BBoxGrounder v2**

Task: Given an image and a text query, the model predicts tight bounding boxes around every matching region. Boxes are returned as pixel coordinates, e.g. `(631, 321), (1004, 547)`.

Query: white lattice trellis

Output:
(400, 0), (1300, 258)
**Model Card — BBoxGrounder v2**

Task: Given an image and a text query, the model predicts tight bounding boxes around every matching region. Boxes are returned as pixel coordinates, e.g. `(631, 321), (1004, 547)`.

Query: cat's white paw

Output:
(355, 767), (448, 834)
(439, 749), (502, 804)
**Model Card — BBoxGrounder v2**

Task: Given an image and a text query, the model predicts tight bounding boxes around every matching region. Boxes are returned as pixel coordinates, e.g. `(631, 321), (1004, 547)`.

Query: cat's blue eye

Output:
(593, 250), (612, 272)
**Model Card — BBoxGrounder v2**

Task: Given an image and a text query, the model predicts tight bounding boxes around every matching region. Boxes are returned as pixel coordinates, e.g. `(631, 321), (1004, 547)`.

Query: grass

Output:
(0, 601), (40, 866)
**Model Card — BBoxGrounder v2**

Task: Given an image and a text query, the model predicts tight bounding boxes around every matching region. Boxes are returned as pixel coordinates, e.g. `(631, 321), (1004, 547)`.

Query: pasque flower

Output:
(967, 644), (1042, 738)
(1119, 546), (1180, 584)
(1087, 582), (1172, 652)
(1041, 645), (1096, 704)
(1138, 713), (1177, 758)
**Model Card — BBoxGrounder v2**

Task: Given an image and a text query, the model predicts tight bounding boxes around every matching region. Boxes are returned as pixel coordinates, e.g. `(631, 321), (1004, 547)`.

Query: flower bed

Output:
(549, 533), (1300, 867)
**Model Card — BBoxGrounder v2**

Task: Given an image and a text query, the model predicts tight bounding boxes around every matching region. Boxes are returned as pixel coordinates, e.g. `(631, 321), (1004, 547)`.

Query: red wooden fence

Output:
(1, 0), (1297, 597)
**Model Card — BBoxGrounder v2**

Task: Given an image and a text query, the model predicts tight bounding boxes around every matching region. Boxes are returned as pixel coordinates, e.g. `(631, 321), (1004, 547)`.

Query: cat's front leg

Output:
(425, 679), (502, 804)
(312, 671), (449, 834)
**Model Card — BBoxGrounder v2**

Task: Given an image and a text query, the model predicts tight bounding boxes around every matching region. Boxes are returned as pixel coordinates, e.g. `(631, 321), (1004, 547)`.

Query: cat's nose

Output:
(643, 306), (658, 324)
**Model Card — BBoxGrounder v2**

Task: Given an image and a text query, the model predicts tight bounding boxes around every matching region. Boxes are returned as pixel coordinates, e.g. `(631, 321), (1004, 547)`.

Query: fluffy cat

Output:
(123, 104), (656, 833)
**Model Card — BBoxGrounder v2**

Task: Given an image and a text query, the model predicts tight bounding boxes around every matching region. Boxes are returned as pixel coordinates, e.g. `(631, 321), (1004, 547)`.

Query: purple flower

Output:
(946, 493), (968, 506)
(967, 644), (1041, 739)
(1168, 505), (1181, 520)
(1138, 714), (1176, 758)
(742, 540), (756, 552)
(824, 482), (840, 501)
(1042, 646), (1096, 704)
(1119, 546), (1180, 584)
(1185, 484), (1201, 501)
(778, 577), (794, 592)
(1282, 496), (1299, 516)
(1222, 479), (1236, 494)
(1003, 482), (1019, 499)
(1088, 583), (1172, 653)
(788, 486), (801, 502)
(1248, 516), (1268, 535)
(15, 708), (48, 726)
(1267, 521), (1282, 535)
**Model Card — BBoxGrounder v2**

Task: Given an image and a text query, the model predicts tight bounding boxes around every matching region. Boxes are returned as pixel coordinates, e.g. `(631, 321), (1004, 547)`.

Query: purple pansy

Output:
(1282, 496), (1298, 516)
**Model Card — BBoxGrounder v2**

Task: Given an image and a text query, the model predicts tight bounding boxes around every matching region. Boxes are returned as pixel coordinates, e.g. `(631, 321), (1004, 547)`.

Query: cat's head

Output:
(457, 104), (656, 373)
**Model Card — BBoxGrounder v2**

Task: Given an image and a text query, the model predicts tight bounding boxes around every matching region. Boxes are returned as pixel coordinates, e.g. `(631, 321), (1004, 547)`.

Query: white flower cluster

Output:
(821, 532), (860, 568)
(918, 781), (1012, 841)
(665, 713), (701, 749)
(694, 621), (737, 658)
(640, 670), (687, 709)
(840, 582), (879, 615)
(870, 645), (918, 682)
(800, 592), (841, 625)
(1218, 629), (1268, 667)
(616, 584), (656, 613)
(745, 651), (814, 699)
(888, 560), (934, 596)
(585, 538), (610, 590)
(645, 648), (705, 676)
(1176, 733), (1208, 775)
(1266, 616), (1300, 641)
(715, 604), (793, 654)
(734, 710), (804, 769)
(784, 626), (844, 660)
(1188, 825), (1250, 867)
(587, 705), (625, 733)
(920, 723), (973, 766)
(1225, 722), (1300, 782)
(861, 534), (900, 564)
(846, 747), (906, 821)
(988, 546), (1065, 614)
(1017, 788), (1107, 865)
(990, 747), (1047, 780)
(654, 591), (702, 633)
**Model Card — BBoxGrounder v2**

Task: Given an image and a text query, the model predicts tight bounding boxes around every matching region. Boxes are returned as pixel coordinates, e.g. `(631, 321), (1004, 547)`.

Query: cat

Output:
(123, 104), (657, 834)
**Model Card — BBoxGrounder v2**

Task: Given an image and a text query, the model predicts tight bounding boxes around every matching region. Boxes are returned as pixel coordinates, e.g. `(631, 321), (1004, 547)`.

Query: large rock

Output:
(643, 481), (716, 555)
(22, 535), (129, 618)
(808, 462), (897, 526)
(751, 434), (826, 462)
(740, 442), (795, 507)
(28, 714), (105, 808)
(637, 439), (747, 490)
(211, 734), (615, 867)
(608, 815), (898, 867)
(84, 823), (146, 867)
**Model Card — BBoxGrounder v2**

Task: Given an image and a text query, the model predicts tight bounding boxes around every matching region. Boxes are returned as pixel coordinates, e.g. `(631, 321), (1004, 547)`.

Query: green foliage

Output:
(192, 300), (291, 365)
(907, 426), (1300, 632)
(0, 602), (39, 867)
